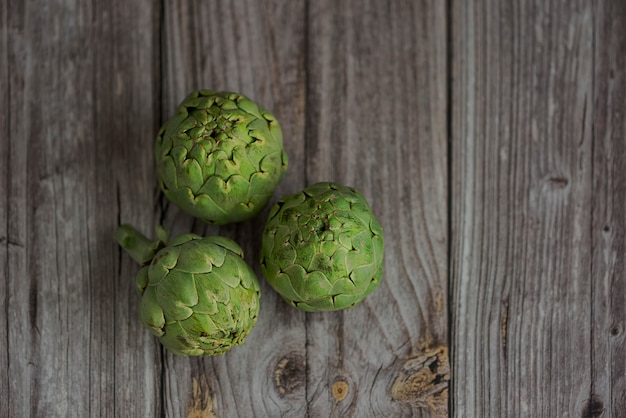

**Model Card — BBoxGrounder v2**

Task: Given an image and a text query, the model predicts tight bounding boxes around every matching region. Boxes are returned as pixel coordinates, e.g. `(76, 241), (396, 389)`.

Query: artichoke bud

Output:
(155, 90), (288, 225)
(116, 224), (261, 356)
(260, 182), (385, 312)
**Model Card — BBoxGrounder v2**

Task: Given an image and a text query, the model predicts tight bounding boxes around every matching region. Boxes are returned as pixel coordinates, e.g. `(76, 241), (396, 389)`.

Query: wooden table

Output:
(2, 1), (624, 416)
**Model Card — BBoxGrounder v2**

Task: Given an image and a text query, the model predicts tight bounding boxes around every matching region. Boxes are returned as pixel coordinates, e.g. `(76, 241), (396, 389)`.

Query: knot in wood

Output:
(390, 346), (449, 416)
(581, 394), (605, 417)
(332, 380), (349, 402)
(609, 322), (623, 337)
(273, 352), (306, 396)
(546, 176), (569, 189)
(188, 376), (217, 418)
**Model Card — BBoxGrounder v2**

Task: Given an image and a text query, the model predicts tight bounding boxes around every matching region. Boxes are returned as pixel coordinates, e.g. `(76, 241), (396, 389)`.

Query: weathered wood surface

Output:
(5, 0), (161, 416)
(592, 1), (626, 417)
(451, 0), (625, 416)
(2, 0), (625, 417)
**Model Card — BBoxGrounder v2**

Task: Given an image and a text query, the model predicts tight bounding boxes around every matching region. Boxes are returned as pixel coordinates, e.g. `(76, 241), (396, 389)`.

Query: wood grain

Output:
(160, 1), (308, 416)
(591, 1), (626, 417)
(305, 0), (449, 416)
(95, 1), (163, 416)
(4, 0), (161, 416)
(0, 0), (8, 415)
(7, 2), (98, 415)
(450, 0), (597, 416)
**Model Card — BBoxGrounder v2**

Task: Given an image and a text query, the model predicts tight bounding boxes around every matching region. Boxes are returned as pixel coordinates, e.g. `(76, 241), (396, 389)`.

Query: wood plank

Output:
(7, 2), (96, 415)
(5, 0), (161, 416)
(0, 0), (8, 415)
(160, 1), (308, 416)
(93, 0), (162, 416)
(591, 1), (626, 417)
(450, 0), (595, 415)
(305, 1), (449, 416)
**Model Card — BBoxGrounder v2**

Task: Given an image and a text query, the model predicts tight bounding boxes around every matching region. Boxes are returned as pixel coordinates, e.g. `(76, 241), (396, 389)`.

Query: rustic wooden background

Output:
(1, 0), (624, 417)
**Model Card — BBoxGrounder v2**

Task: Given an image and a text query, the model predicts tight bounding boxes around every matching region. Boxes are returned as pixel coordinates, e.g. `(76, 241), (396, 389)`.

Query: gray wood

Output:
(305, 0), (449, 416)
(4, 0), (161, 416)
(160, 1), (308, 417)
(450, 0), (604, 416)
(591, 1), (626, 417)
(0, 0), (8, 415)
(7, 2), (97, 415)
(95, 1), (163, 416)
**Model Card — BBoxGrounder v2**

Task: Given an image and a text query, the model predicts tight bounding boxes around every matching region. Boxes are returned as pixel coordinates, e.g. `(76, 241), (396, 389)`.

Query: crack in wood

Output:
(501, 298), (509, 360)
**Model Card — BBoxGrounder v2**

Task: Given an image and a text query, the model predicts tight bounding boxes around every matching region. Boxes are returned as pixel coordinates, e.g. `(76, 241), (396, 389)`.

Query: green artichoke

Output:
(260, 182), (384, 312)
(155, 90), (288, 225)
(116, 225), (261, 356)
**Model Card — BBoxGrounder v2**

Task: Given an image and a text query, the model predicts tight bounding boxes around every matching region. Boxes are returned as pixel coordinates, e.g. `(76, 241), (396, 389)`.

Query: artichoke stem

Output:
(116, 224), (163, 265)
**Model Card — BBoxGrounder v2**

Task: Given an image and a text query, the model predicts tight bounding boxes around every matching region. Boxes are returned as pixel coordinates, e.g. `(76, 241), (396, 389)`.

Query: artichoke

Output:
(260, 182), (384, 312)
(155, 90), (288, 225)
(116, 225), (261, 356)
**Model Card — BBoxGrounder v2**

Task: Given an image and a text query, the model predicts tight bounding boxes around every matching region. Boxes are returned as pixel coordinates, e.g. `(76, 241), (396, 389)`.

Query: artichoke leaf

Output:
(269, 271), (306, 303)
(138, 286), (165, 337)
(136, 266), (150, 296)
(174, 241), (217, 273)
(155, 270), (198, 321)
(159, 322), (204, 356)
(168, 233), (200, 247)
(205, 236), (244, 258)
(209, 256), (243, 289)
(300, 270), (334, 300)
